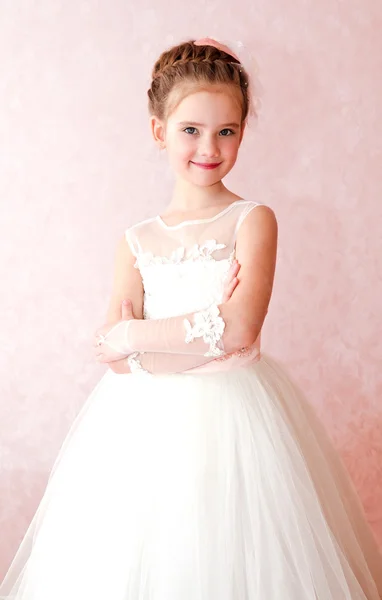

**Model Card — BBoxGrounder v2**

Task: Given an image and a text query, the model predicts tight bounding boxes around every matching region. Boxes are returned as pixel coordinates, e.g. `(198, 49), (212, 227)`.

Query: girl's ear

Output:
(150, 115), (166, 149)
(239, 121), (246, 144)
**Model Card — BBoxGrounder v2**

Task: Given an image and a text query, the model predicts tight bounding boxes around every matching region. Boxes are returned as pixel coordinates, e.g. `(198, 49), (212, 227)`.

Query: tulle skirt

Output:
(1, 352), (382, 600)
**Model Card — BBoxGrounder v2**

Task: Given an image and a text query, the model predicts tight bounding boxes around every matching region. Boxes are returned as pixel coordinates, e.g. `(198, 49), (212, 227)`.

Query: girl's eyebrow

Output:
(177, 121), (240, 128)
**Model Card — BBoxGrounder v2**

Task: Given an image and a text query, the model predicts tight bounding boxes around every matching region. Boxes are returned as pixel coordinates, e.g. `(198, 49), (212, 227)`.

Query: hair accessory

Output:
(194, 36), (263, 124)
(194, 37), (241, 62)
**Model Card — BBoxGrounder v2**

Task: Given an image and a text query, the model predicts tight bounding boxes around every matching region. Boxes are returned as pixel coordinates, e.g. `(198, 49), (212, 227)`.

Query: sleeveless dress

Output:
(1, 199), (382, 600)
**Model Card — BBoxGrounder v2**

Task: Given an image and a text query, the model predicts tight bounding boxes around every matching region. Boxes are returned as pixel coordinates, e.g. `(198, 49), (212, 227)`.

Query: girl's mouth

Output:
(191, 162), (222, 170)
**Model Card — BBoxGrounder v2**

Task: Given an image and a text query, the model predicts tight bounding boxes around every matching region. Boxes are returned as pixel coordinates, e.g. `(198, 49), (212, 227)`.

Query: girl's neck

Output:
(165, 180), (239, 215)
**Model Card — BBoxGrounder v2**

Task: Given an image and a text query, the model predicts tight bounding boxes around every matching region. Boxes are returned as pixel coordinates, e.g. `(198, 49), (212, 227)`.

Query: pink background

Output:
(1, 0), (382, 577)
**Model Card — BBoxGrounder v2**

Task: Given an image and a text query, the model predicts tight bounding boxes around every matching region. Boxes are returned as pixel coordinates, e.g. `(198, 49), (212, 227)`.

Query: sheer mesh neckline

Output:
(156, 199), (245, 230)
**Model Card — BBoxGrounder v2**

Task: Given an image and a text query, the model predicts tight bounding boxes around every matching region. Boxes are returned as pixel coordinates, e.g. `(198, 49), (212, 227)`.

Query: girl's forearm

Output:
(107, 351), (218, 375)
(125, 301), (256, 358)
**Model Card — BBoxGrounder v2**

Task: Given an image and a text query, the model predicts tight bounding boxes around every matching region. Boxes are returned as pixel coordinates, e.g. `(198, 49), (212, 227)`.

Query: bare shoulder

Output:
(116, 232), (137, 264)
(237, 203), (278, 247)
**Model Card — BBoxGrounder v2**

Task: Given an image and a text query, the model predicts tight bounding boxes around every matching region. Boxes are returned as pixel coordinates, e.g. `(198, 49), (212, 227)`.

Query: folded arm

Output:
(102, 205), (277, 369)
(101, 235), (242, 375)
(109, 350), (228, 375)
(124, 206), (277, 356)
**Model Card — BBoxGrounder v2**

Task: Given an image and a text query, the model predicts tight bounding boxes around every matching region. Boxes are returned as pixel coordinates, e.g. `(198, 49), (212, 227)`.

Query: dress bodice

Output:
(125, 199), (263, 351)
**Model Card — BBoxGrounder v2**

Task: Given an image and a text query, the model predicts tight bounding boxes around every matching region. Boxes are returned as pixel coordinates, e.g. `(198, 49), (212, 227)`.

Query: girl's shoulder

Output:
(124, 199), (273, 243)
(126, 215), (157, 233)
(229, 199), (274, 235)
(123, 199), (273, 260)
(126, 199), (268, 230)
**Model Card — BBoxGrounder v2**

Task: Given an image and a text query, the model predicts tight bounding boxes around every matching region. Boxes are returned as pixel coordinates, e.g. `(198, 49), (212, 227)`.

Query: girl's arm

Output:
(109, 291), (246, 376)
(104, 234), (144, 324)
(100, 205), (277, 360)
(108, 348), (247, 375)
(102, 235), (241, 375)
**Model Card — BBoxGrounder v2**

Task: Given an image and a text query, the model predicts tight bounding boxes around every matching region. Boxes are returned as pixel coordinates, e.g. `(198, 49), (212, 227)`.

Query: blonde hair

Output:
(147, 39), (251, 124)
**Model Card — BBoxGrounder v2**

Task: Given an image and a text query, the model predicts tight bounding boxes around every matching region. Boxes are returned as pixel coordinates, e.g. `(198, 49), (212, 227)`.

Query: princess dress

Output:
(1, 199), (382, 600)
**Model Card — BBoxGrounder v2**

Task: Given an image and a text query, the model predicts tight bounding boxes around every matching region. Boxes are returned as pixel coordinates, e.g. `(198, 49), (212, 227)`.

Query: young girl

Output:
(1, 37), (382, 600)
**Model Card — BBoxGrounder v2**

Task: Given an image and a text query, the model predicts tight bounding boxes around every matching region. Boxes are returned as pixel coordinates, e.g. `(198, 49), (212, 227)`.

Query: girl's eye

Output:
(183, 127), (235, 136)
(220, 129), (235, 136)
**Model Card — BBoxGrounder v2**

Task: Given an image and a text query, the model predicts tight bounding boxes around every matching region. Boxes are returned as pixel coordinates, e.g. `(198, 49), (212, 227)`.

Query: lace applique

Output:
(184, 304), (225, 357)
(126, 351), (150, 374)
(135, 239), (234, 269)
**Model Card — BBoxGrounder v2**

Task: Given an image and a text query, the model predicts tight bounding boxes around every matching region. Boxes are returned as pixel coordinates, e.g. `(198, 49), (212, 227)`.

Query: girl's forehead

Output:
(169, 88), (242, 121)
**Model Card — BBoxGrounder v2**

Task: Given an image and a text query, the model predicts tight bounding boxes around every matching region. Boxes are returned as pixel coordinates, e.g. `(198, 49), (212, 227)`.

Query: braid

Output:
(148, 40), (250, 123)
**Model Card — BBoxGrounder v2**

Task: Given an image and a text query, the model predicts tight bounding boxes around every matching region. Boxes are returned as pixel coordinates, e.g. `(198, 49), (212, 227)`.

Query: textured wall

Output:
(1, 0), (382, 577)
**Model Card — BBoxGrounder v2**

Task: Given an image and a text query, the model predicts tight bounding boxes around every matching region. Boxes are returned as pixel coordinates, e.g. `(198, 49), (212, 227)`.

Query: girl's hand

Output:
(93, 300), (135, 363)
(222, 259), (240, 302)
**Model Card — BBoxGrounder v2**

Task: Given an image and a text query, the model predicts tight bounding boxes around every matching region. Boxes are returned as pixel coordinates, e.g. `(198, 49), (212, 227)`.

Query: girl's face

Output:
(152, 86), (246, 186)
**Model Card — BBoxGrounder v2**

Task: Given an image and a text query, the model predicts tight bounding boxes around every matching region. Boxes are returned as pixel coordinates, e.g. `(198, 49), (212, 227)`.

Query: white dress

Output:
(1, 199), (382, 600)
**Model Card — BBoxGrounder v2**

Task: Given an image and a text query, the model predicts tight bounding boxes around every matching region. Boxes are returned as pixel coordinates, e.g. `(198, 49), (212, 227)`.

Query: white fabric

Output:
(1, 199), (382, 599)
(98, 301), (227, 358)
(97, 200), (262, 362)
(123, 199), (262, 359)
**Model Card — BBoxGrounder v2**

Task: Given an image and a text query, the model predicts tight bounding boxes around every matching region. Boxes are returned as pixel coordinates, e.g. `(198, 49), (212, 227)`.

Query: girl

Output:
(1, 37), (382, 600)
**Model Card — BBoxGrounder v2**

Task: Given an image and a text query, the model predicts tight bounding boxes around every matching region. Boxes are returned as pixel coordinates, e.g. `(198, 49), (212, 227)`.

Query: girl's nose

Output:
(199, 138), (220, 158)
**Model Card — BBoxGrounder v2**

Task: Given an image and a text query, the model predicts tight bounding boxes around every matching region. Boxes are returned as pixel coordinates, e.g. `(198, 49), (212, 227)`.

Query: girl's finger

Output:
(222, 276), (238, 302)
(121, 299), (133, 319)
(229, 277), (238, 294)
(228, 263), (240, 283)
(229, 260), (240, 276)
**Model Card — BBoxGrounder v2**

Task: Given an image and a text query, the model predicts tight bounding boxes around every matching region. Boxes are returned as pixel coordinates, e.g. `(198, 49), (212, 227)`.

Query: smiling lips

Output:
(191, 161), (221, 169)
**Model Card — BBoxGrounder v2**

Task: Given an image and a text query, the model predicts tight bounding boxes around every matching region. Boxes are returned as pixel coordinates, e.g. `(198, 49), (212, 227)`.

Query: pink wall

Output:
(1, 0), (382, 576)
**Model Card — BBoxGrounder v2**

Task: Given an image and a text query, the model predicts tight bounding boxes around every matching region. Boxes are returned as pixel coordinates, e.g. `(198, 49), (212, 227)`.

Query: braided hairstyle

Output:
(147, 39), (251, 125)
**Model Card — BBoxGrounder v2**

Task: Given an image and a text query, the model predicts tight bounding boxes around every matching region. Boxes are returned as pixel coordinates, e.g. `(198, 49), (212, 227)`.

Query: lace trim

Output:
(126, 351), (150, 374)
(214, 345), (259, 362)
(184, 304), (225, 357)
(134, 240), (235, 269)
